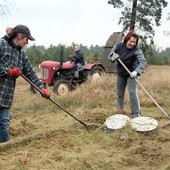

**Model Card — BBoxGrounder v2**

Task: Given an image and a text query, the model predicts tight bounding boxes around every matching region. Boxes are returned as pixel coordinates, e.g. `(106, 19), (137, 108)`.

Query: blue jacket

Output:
(73, 51), (85, 65)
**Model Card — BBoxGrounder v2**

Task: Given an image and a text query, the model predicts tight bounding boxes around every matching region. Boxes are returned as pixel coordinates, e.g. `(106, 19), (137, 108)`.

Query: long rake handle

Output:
(20, 74), (88, 128)
(117, 58), (170, 120)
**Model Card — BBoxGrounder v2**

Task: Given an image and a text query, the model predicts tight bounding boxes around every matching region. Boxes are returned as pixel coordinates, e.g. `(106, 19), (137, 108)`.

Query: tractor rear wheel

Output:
(88, 66), (105, 79)
(53, 79), (70, 96)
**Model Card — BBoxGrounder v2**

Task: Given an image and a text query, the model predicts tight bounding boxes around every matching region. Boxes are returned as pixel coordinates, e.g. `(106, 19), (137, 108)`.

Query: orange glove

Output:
(8, 67), (22, 77)
(41, 88), (51, 99)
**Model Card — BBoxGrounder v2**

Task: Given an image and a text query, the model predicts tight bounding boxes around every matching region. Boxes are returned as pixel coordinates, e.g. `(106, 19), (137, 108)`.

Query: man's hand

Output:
(68, 54), (73, 58)
(41, 88), (51, 99)
(8, 67), (22, 77)
(110, 52), (119, 62)
(130, 71), (138, 78)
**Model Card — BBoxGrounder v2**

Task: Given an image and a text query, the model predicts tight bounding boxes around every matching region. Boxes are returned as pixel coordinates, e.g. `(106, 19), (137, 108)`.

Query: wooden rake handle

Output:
(20, 74), (89, 128)
(117, 58), (170, 120)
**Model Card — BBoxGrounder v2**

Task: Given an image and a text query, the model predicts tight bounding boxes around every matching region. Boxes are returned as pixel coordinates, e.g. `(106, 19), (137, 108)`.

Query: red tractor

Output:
(39, 47), (106, 95)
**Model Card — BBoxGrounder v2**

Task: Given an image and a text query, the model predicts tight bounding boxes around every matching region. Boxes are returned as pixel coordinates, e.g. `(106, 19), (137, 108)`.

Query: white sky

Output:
(0, 0), (170, 50)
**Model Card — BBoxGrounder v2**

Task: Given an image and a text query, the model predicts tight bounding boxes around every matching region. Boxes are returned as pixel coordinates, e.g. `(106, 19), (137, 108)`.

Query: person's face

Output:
(126, 36), (137, 49)
(16, 34), (29, 48)
(74, 46), (79, 52)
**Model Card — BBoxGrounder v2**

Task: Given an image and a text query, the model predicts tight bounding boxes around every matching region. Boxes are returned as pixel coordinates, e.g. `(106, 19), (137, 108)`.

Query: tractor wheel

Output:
(88, 66), (105, 79)
(53, 79), (70, 96)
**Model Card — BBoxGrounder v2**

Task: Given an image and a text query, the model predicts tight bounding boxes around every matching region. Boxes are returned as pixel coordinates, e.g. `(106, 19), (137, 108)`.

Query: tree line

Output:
(25, 43), (104, 66)
(25, 43), (170, 66)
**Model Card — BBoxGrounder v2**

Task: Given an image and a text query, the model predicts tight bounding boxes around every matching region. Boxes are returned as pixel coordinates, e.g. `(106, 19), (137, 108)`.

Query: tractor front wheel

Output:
(53, 79), (70, 96)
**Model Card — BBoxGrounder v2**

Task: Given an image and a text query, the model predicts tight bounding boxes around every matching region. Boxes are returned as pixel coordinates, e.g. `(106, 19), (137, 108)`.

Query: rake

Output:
(21, 74), (100, 131)
(117, 57), (170, 121)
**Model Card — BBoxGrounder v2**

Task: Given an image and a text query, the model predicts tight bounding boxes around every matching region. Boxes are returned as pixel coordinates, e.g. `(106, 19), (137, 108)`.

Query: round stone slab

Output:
(130, 116), (158, 132)
(104, 114), (130, 130)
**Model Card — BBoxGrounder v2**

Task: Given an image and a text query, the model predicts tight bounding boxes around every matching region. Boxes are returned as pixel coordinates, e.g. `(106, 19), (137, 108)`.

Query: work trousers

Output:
(0, 107), (10, 142)
(116, 75), (141, 118)
(74, 63), (83, 78)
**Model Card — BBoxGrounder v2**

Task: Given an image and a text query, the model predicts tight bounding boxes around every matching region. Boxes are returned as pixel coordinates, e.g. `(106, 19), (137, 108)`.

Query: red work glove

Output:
(41, 88), (51, 99)
(8, 67), (22, 77)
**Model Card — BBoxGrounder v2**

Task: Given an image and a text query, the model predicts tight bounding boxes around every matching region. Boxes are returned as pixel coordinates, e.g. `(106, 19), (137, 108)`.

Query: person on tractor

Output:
(70, 45), (85, 78)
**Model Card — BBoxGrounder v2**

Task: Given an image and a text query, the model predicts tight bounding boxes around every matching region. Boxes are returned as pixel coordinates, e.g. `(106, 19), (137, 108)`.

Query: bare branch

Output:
(0, 0), (13, 19)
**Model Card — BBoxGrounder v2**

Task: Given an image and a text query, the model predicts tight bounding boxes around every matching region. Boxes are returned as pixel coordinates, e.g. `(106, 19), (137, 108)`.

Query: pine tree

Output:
(108, 0), (168, 55)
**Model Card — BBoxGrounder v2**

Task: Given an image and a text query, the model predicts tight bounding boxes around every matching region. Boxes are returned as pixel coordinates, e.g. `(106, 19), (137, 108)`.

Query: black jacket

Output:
(108, 42), (147, 77)
(74, 51), (85, 65)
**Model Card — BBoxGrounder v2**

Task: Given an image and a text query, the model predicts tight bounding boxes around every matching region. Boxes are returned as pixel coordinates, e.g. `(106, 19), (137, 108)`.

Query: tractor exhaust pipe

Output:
(59, 45), (64, 70)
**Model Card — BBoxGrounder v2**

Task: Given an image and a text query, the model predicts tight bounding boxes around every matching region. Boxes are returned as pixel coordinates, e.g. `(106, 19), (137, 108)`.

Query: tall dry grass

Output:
(0, 65), (170, 170)
(9, 65), (170, 140)
(62, 65), (170, 119)
(139, 65), (170, 107)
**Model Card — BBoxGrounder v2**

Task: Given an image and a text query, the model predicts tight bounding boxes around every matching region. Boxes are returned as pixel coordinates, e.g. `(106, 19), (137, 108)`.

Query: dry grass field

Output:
(0, 65), (170, 170)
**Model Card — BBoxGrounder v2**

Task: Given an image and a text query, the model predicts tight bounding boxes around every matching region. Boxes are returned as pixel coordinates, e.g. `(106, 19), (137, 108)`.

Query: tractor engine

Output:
(40, 60), (74, 86)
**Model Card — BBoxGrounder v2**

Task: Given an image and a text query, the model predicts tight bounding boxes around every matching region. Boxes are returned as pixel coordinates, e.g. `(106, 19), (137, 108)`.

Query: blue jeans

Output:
(0, 107), (11, 142)
(116, 75), (141, 118)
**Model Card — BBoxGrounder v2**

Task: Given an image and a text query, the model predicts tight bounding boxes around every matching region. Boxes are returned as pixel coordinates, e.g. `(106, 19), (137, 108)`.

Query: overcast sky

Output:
(0, 0), (170, 50)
